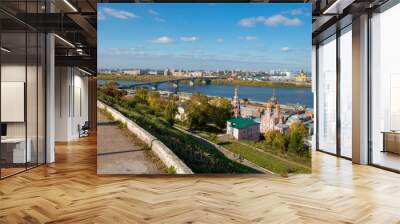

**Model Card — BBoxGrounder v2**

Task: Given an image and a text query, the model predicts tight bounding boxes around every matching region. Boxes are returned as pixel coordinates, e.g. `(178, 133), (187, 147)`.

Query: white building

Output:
(189, 71), (203, 77)
(122, 69), (140, 75)
(226, 117), (260, 140)
(285, 71), (293, 79)
(175, 105), (187, 121)
(164, 69), (170, 76)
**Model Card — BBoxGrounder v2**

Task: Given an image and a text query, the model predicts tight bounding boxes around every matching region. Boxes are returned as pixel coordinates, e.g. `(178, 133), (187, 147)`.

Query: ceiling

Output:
(311, 0), (391, 43)
(2, 0), (394, 71)
(0, 0), (97, 73)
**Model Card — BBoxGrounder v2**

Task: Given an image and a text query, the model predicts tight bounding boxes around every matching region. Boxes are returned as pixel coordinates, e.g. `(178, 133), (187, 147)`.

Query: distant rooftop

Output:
(228, 117), (259, 129)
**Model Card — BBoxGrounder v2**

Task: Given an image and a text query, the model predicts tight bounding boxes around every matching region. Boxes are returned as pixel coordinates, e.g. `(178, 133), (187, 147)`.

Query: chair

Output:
(79, 121), (90, 138)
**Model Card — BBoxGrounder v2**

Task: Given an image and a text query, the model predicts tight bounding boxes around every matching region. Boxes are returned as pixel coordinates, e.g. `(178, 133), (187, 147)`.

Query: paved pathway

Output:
(97, 109), (163, 174)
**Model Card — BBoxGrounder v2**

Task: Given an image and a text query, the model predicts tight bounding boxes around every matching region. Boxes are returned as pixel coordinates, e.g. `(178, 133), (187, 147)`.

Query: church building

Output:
(226, 87), (260, 140)
(260, 95), (287, 134)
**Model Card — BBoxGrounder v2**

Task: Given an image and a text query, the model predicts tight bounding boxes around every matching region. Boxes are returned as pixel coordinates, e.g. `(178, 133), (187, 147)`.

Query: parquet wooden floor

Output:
(1, 135), (400, 223)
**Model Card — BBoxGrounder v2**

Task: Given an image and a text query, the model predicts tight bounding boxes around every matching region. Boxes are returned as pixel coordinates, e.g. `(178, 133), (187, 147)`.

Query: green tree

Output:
(289, 121), (308, 137)
(134, 88), (148, 104)
(164, 100), (177, 126)
(185, 93), (211, 129)
(288, 121), (309, 156)
(147, 91), (161, 111)
(209, 97), (232, 130)
(186, 104), (208, 129)
(265, 130), (288, 153)
(264, 130), (278, 146)
(273, 131), (287, 153)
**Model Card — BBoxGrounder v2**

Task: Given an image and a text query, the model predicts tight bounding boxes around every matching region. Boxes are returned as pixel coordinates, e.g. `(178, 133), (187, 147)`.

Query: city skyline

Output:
(98, 67), (310, 73)
(98, 3), (311, 71)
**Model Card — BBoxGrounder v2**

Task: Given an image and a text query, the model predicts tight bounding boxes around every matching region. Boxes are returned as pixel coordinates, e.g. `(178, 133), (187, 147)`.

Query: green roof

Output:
(228, 117), (259, 129)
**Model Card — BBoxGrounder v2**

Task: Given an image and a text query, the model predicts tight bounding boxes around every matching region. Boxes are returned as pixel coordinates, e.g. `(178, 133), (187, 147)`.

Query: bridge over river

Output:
(118, 77), (218, 90)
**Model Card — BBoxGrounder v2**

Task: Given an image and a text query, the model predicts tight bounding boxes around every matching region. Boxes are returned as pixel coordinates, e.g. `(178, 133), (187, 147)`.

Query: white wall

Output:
(72, 72), (89, 138)
(1, 63), (46, 164)
(1, 65), (25, 130)
(1, 65), (26, 146)
(54, 67), (89, 141)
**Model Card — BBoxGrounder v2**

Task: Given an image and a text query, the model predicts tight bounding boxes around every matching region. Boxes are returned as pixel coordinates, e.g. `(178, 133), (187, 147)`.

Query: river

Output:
(98, 80), (313, 108)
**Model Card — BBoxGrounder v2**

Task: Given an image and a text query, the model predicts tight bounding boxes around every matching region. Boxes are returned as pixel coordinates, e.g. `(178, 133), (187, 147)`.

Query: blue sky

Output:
(98, 3), (311, 72)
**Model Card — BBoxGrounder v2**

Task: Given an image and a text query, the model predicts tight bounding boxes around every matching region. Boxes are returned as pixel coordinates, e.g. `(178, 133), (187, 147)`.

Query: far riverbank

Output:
(97, 74), (311, 89)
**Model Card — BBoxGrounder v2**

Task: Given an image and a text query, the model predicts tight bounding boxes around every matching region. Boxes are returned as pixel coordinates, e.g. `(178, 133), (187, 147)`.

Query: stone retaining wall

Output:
(97, 101), (193, 174)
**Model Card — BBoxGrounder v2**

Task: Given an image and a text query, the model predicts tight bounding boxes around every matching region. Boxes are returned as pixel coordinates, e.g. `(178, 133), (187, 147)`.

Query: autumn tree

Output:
(164, 100), (177, 126)
(134, 88), (148, 104)
(289, 121), (308, 137)
(185, 93), (211, 129)
(273, 131), (287, 153)
(264, 130), (277, 145)
(104, 81), (125, 98)
(209, 97), (232, 130)
(147, 91), (161, 111)
(288, 121), (309, 156)
(265, 130), (287, 153)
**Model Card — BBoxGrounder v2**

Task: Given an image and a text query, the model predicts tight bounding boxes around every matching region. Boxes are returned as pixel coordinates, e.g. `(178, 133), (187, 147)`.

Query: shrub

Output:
(135, 104), (155, 115)
(166, 166), (177, 174)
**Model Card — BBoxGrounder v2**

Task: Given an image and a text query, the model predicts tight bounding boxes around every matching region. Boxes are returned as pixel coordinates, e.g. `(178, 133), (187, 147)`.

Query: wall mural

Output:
(96, 3), (313, 175)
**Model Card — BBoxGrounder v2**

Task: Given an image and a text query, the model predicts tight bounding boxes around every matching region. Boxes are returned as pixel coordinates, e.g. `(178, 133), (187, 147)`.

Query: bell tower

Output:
(232, 87), (241, 118)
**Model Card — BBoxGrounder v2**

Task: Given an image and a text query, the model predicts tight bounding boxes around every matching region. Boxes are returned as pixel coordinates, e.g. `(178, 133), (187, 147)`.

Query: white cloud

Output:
(108, 48), (138, 55)
(102, 7), (138, 19)
(264, 14), (302, 26)
(98, 10), (106, 20)
(290, 9), (305, 15)
(238, 14), (302, 27)
(105, 48), (153, 58)
(240, 36), (257, 41)
(180, 36), (199, 42)
(282, 8), (309, 16)
(217, 38), (224, 43)
(154, 17), (166, 23)
(280, 47), (290, 52)
(148, 9), (158, 15)
(238, 18), (257, 27)
(152, 36), (174, 44)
